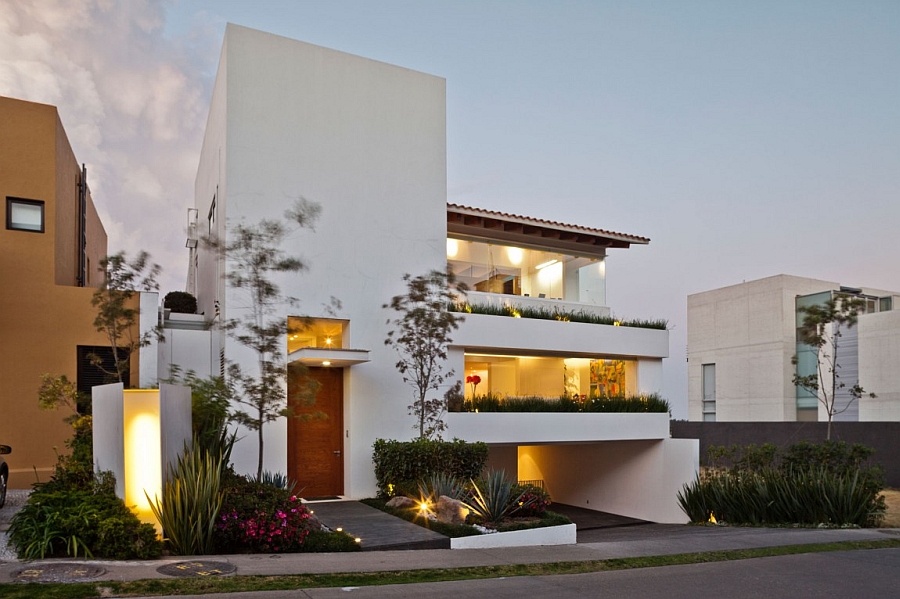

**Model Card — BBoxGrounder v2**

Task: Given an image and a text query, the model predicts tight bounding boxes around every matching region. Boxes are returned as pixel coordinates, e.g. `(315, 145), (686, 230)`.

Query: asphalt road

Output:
(132, 547), (900, 599)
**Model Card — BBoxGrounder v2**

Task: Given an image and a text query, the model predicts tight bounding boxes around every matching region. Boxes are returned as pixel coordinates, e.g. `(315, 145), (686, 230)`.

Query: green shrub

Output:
(372, 438), (488, 498)
(164, 291), (198, 314)
(299, 529), (362, 552)
(8, 481), (161, 560)
(680, 441), (886, 527)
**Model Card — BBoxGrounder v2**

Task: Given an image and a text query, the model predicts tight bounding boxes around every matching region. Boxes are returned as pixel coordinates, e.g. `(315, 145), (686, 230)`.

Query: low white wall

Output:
(450, 523), (576, 549)
(518, 438), (698, 524)
(447, 412), (670, 444)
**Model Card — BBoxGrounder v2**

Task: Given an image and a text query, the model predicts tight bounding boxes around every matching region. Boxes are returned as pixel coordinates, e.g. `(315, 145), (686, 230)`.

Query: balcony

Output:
(464, 289), (610, 320)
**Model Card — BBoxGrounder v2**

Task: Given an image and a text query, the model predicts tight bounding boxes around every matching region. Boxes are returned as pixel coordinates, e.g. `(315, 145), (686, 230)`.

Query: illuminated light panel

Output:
(446, 238), (459, 258)
(322, 360), (332, 366)
(123, 390), (163, 533)
(535, 259), (559, 270)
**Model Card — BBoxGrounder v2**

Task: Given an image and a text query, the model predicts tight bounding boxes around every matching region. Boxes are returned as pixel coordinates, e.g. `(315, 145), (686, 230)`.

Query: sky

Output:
(2, 0), (898, 418)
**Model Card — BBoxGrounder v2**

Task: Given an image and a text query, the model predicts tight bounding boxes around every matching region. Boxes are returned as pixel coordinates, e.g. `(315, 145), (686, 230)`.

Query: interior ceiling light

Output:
(322, 360), (331, 366)
(535, 259), (559, 270)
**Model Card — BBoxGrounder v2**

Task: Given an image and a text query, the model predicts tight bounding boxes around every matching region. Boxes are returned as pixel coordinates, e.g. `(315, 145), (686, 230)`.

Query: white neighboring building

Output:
(687, 274), (899, 423)
(185, 24), (696, 523)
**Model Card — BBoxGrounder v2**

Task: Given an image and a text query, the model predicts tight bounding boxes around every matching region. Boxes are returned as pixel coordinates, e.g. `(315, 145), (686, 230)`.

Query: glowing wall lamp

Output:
(92, 383), (191, 534)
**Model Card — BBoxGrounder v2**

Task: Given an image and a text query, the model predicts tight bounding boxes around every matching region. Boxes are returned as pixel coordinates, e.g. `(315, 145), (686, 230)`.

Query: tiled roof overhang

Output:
(447, 204), (649, 257)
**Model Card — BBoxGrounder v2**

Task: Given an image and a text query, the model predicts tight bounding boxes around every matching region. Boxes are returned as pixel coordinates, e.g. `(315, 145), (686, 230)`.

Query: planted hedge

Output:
(461, 393), (671, 414)
(678, 441), (886, 527)
(372, 438), (488, 498)
(450, 301), (668, 330)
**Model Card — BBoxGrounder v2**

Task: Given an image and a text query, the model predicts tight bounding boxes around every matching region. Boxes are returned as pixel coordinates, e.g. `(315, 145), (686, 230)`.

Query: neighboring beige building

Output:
(0, 96), (116, 488)
(687, 274), (899, 422)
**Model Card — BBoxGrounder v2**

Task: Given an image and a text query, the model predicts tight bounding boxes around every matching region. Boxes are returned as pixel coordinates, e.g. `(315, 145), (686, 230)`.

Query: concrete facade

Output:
(688, 274), (900, 423)
(187, 25), (696, 522)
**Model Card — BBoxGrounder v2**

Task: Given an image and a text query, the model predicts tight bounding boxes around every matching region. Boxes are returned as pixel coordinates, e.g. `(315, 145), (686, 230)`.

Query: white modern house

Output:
(687, 274), (900, 423)
(178, 24), (696, 523)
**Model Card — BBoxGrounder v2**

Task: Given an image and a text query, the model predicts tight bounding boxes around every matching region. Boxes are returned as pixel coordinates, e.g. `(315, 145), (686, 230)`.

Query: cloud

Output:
(0, 0), (219, 294)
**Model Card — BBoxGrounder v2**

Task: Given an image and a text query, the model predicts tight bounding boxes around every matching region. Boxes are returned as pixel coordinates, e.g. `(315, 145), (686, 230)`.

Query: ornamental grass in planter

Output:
(678, 441), (886, 527)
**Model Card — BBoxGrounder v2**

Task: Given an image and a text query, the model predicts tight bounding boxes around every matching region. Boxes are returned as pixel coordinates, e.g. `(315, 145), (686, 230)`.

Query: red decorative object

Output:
(466, 374), (481, 396)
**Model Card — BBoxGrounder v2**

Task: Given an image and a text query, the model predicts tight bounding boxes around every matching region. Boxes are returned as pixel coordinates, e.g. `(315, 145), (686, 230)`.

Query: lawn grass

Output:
(3, 538), (899, 598)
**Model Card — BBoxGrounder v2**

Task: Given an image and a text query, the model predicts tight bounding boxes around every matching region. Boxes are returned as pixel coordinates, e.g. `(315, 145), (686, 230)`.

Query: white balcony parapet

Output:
(447, 412), (670, 445)
(462, 290), (611, 319)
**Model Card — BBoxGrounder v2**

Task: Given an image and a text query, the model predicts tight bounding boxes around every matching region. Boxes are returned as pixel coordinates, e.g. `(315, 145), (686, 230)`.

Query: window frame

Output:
(6, 197), (45, 233)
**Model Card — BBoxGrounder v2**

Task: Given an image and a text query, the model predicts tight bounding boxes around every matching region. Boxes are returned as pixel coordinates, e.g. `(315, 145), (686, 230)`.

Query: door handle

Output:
(333, 450), (341, 455)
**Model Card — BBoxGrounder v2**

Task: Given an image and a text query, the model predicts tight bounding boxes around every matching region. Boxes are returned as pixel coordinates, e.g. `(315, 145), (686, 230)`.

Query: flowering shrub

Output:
(217, 495), (311, 552)
(514, 484), (552, 517)
(215, 471), (316, 553)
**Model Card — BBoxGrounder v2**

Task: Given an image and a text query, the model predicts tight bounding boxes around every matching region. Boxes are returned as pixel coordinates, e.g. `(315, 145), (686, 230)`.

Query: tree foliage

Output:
(91, 251), (162, 386)
(384, 269), (466, 440)
(209, 198), (322, 480)
(792, 295), (875, 440)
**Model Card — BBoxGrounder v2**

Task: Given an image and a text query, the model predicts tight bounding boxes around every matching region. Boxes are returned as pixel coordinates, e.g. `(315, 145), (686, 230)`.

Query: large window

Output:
(465, 353), (636, 400)
(702, 363), (716, 422)
(447, 237), (606, 305)
(287, 317), (347, 353)
(6, 197), (44, 232)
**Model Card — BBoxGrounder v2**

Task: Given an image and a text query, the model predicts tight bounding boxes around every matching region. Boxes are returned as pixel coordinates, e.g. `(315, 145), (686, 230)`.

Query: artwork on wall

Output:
(590, 359), (625, 397)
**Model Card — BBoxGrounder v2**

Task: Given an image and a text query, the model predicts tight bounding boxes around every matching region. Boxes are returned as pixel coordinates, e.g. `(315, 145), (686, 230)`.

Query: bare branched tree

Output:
(208, 198), (322, 480)
(792, 295), (875, 439)
(91, 251), (162, 386)
(384, 269), (466, 440)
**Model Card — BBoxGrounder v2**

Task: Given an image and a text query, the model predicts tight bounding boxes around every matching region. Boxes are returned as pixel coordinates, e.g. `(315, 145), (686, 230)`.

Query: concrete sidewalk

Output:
(1, 491), (898, 584)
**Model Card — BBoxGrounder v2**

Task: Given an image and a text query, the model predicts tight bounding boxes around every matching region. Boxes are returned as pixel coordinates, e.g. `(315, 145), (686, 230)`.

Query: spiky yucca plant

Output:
(148, 439), (229, 555)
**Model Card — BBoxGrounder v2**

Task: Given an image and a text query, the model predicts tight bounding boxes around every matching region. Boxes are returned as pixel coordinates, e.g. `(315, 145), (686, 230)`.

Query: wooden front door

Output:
(288, 366), (344, 498)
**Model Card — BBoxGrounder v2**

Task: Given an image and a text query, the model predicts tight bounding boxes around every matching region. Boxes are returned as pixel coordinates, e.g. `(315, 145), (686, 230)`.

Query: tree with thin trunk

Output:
(384, 269), (466, 440)
(210, 198), (322, 480)
(91, 251), (162, 386)
(792, 295), (875, 440)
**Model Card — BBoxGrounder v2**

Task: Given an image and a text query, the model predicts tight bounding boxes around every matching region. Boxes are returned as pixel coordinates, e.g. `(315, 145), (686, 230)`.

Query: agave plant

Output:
(258, 470), (297, 493)
(417, 472), (467, 502)
(462, 469), (533, 524)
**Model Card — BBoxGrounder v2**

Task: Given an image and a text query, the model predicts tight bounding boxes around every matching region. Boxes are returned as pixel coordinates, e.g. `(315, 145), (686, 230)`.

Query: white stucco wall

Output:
(139, 292), (160, 388)
(518, 439), (698, 523)
(196, 25), (447, 494)
(158, 328), (214, 380)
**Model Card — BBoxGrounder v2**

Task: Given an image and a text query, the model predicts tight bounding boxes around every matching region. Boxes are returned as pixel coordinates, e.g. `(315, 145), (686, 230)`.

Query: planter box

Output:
(450, 523), (576, 549)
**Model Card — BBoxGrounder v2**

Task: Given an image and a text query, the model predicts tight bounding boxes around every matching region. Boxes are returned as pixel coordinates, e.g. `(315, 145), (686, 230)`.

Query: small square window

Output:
(6, 198), (45, 232)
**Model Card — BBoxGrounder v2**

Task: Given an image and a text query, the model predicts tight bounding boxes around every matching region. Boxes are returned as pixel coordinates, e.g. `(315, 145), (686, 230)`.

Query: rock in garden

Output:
(434, 495), (468, 525)
(386, 496), (417, 509)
